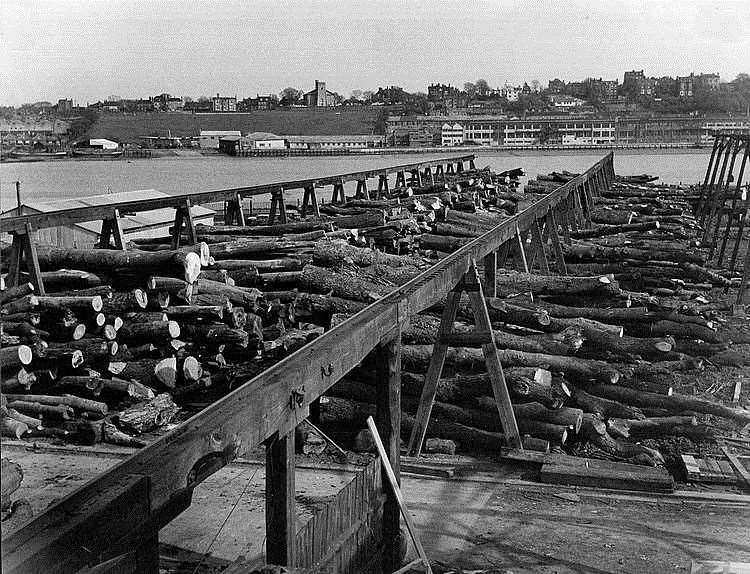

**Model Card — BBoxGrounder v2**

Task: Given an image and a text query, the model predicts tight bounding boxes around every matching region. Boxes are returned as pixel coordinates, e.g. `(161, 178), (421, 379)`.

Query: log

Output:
(179, 323), (250, 349)
(313, 239), (423, 268)
(263, 327), (324, 359)
(37, 347), (84, 369)
(108, 357), (179, 389)
(207, 238), (313, 260)
(569, 221), (660, 239)
(624, 320), (723, 343)
(196, 220), (330, 236)
(212, 258), (306, 272)
(118, 320), (180, 343)
(55, 375), (155, 401)
(164, 305), (224, 322)
(101, 289), (148, 314)
(5, 393), (107, 415)
(195, 278), (261, 309)
(0, 458), (23, 511)
(6, 401), (73, 420)
(0, 312), (41, 326)
(116, 393), (179, 434)
(28, 245), (203, 283)
(571, 386), (645, 420)
(0, 345), (33, 367)
(494, 271), (622, 297)
(1, 368), (37, 392)
(509, 402), (583, 433)
(563, 242), (704, 265)
(6, 409), (42, 429)
(46, 338), (114, 362)
(419, 234), (470, 252)
(35, 269), (103, 289)
(125, 311), (168, 323)
(35, 296), (103, 314)
(300, 264), (390, 303)
(113, 343), (159, 361)
(1, 295), (39, 315)
(0, 282), (34, 306)
(586, 385), (750, 423)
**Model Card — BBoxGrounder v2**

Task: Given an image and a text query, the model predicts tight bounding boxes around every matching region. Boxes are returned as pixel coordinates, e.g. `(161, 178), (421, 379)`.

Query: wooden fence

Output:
(1, 152), (615, 573)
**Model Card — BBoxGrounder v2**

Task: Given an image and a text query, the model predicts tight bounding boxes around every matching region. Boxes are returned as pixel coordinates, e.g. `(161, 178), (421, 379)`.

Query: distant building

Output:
(548, 95), (585, 109)
(243, 132), (286, 149)
(212, 94), (237, 112)
(677, 74), (695, 98)
(623, 70), (646, 96)
(199, 130), (241, 149)
(587, 78), (619, 102)
(286, 134), (383, 149)
(238, 95), (276, 112)
(303, 81), (338, 107)
(56, 98), (74, 114)
(548, 79), (566, 94)
(153, 93), (183, 111)
(83, 138), (119, 150)
(698, 73), (720, 91)
(441, 123), (464, 146)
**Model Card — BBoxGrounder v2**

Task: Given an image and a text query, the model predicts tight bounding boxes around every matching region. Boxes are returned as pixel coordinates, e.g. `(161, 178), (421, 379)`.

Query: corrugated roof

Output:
(245, 132), (285, 141)
(200, 130), (241, 136)
(8, 189), (214, 235)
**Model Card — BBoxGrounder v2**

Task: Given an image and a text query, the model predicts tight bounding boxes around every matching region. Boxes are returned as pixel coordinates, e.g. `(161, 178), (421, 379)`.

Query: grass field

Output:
(87, 108), (386, 143)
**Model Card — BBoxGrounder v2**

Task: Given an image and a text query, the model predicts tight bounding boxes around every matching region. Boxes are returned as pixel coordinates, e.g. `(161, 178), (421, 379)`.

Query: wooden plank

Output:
(540, 461), (674, 493)
(545, 209), (567, 275)
(366, 417), (433, 574)
(266, 430), (296, 566)
(1, 474), (152, 574)
(21, 224), (46, 296)
(529, 219), (550, 275)
(483, 250), (498, 297)
(722, 446), (750, 490)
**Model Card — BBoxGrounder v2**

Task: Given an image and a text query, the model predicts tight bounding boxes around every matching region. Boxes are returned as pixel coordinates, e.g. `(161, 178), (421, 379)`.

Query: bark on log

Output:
(101, 289), (148, 314)
(401, 344), (620, 384)
(118, 320), (180, 343)
(55, 375), (155, 401)
(207, 239), (314, 260)
(570, 386), (645, 420)
(1, 418), (28, 439)
(563, 242), (705, 265)
(109, 357), (179, 389)
(179, 323), (250, 349)
(195, 278), (261, 310)
(165, 305), (224, 322)
(299, 265), (390, 303)
(0, 345), (33, 367)
(493, 271), (622, 297)
(585, 385), (750, 423)
(569, 221), (660, 239)
(313, 240), (423, 268)
(124, 311), (168, 323)
(116, 393), (179, 434)
(29, 245), (203, 283)
(0, 283), (34, 306)
(419, 234), (470, 252)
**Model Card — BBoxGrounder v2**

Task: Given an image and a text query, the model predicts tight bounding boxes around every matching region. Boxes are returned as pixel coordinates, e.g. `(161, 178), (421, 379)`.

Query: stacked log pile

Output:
(0, 166), (519, 448)
(2, 170), (746, 469)
(321, 176), (750, 466)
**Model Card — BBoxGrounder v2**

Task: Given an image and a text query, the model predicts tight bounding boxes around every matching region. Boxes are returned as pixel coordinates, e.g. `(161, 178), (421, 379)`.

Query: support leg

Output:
(265, 430), (296, 566)
(375, 336), (402, 572)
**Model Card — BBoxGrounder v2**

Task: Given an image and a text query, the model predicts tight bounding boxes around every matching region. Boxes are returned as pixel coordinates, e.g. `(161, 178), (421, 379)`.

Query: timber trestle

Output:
(694, 134), (750, 306)
(1, 153), (615, 573)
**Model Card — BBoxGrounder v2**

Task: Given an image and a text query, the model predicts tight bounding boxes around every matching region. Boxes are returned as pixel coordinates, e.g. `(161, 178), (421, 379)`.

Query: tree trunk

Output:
(0, 282), (34, 306)
(116, 393), (179, 434)
(493, 271), (622, 297)
(299, 265), (390, 303)
(118, 320), (180, 343)
(29, 245), (203, 283)
(179, 323), (250, 349)
(570, 386), (645, 420)
(195, 278), (261, 310)
(101, 289), (149, 314)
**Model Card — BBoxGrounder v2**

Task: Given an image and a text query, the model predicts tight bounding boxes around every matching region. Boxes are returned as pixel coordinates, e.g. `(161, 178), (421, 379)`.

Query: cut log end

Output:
(72, 324), (87, 340)
(133, 289), (149, 309)
(167, 320), (181, 339)
(183, 252), (202, 284)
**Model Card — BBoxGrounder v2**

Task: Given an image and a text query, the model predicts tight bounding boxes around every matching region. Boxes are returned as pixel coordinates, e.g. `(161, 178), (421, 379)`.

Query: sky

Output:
(1, 0), (749, 106)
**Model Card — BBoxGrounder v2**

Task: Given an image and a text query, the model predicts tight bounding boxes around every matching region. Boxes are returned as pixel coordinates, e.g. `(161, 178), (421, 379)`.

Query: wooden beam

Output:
(0, 154), (477, 234)
(265, 430), (296, 566)
(374, 336), (402, 572)
(483, 250), (498, 297)
(529, 219), (550, 275)
(545, 209), (567, 275)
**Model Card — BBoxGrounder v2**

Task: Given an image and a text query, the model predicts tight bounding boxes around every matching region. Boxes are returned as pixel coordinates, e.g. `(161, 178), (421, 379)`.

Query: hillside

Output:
(87, 108), (386, 143)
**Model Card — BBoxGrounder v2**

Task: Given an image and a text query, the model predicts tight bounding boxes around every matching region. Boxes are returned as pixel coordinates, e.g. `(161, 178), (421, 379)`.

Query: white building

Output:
(286, 135), (384, 149)
(199, 130), (241, 149)
(699, 119), (750, 145)
(501, 84), (522, 102)
(549, 95), (585, 109)
(441, 123), (465, 146)
(88, 138), (119, 150)
(243, 132), (286, 149)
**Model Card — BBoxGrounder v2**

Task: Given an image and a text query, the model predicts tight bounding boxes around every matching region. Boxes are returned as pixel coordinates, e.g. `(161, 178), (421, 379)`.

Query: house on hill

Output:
(303, 81), (339, 107)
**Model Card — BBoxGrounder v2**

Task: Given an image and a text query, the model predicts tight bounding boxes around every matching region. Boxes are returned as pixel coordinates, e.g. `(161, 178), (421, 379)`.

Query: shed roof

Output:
(2, 189), (214, 235)
(245, 132), (285, 141)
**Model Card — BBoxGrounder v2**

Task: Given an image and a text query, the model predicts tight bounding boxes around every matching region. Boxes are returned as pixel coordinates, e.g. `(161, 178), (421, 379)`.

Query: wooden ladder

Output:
(406, 259), (523, 456)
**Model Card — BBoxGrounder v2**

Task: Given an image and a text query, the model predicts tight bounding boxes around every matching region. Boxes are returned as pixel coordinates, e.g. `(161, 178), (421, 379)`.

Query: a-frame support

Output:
(224, 192), (246, 226)
(406, 259), (523, 456)
(395, 171), (406, 188)
(6, 222), (46, 295)
(331, 179), (346, 204)
(355, 179), (369, 199)
(171, 199), (197, 248)
(377, 174), (390, 198)
(300, 184), (320, 217)
(268, 188), (288, 225)
(98, 209), (127, 250)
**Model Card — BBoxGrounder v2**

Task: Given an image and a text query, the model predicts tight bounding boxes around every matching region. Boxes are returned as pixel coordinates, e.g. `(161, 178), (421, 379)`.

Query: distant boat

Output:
(72, 148), (123, 158)
(5, 150), (67, 161)
(620, 174), (659, 184)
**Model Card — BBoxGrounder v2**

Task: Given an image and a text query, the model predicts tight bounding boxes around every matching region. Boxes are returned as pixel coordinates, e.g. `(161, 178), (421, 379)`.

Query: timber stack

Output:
(321, 174), (750, 468)
(1, 168), (747, 471)
(0, 165), (519, 447)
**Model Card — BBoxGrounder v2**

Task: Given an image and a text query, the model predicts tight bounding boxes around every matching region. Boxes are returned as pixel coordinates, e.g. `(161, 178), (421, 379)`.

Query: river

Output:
(0, 148), (711, 209)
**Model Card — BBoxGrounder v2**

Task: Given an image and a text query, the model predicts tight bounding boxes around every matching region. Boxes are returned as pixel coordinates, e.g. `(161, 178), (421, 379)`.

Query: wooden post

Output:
(446, 163), (455, 175)
(15, 180), (22, 210)
(483, 250), (497, 297)
(300, 185), (320, 218)
(557, 202), (572, 245)
(331, 179), (346, 204)
(266, 430), (296, 566)
(7, 223), (46, 295)
(425, 167), (435, 186)
(545, 209), (567, 275)
(514, 225), (530, 273)
(435, 164), (444, 181)
(356, 179), (368, 199)
(374, 336), (402, 572)
(469, 158), (476, 170)
(456, 160), (464, 173)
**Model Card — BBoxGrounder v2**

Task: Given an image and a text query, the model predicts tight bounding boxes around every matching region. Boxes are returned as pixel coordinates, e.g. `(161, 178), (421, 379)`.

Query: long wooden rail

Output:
(1, 152), (615, 573)
(0, 154), (476, 234)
